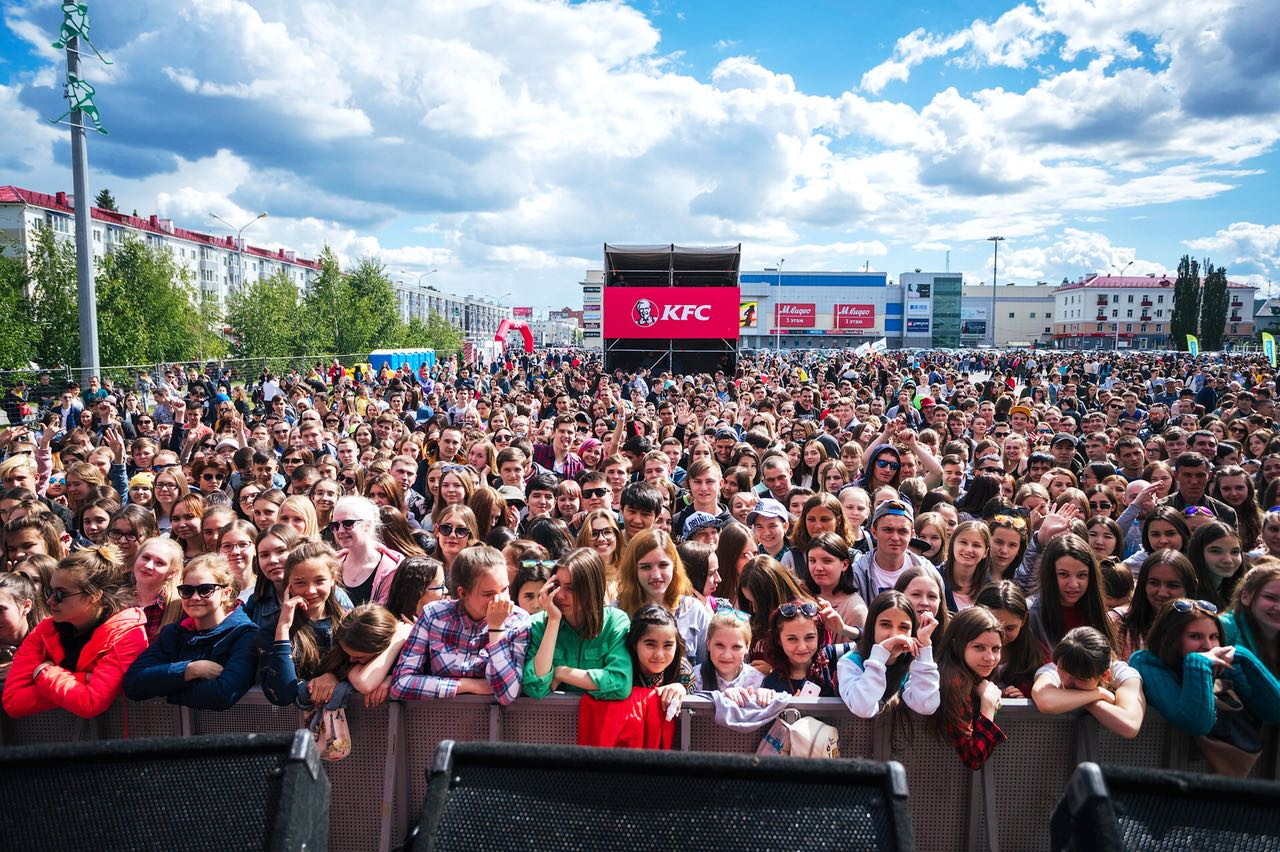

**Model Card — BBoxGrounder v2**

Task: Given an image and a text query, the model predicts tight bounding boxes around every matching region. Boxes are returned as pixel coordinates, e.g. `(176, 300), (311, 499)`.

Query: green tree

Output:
(94, 188), (118, 212)
(341, 256), (401, 353)
(1170, 254), (1201, 350)
(0, 255), (38, 369)
(26, 226), (80, 368)
(296, 246), (346, 354)
(224, 271), (304, 358)
(400, 313), (464, 355)
(94, 238), (212, 364)
(1198, 261), (1230, 351)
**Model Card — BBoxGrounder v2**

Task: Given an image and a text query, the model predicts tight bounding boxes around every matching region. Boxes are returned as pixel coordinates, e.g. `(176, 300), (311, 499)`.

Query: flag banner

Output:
(1186, 334), (1199, 357)
(1264, 332), (1276, 368)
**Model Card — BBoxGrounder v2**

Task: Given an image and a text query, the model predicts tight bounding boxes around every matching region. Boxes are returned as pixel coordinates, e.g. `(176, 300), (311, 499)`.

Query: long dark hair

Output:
(1037, 534), (1117, 653)
(955, 474), (1001, 516)
(1186, 520), (1249, 609)
(932, 607), (1004, 741)
(858, 591), (917, 704)
(974, 581), (1041, 693)
(1122, 549), (1198, 654)
(626, 604), (688, 686)
(797, 532), (857, 596)
(1140, 506), (1189, 554)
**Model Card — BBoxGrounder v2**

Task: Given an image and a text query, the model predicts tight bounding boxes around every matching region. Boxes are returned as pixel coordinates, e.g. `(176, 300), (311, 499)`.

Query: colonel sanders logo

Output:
(633, 299), (658, 327)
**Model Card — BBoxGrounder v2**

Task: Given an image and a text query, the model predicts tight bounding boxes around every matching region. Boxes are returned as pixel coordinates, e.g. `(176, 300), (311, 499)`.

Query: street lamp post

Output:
(776, 258), (784, 354)
(210, 212), (268, 298)
(1110, 261), (1135, 350)
(987, 237), (1004, 347)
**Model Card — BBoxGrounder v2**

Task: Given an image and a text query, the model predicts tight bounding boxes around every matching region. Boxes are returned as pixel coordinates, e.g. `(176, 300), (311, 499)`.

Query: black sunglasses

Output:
(437, 522), (471, 539)
(582, 487), (609, 499)
(176, 583), (226, 600)
(327, 518), (362, 532)
(44, 587), (87, 603)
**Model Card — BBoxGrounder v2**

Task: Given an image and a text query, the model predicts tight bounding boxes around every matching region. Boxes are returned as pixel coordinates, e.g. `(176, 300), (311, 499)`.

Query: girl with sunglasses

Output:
(431, 504), (479, 581)
(759, 599), (853, 697)
(1132, 598), (1280, 776)
(332, 495), (406, 607)
(124, 553), (258, 710)
(2, 547), (148, 719)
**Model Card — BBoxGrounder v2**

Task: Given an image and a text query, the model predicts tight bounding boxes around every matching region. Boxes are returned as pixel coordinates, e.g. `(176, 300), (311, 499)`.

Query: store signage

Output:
(833, 304), (875, 329)
(906, 317), (931, 333)
(774, 303), (816, 328)
(906, 300), (930, 317)
(512, 306), (533, 318)
(603, 286), (741, 339)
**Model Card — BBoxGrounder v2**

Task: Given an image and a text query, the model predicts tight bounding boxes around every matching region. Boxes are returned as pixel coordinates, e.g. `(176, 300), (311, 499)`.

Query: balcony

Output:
(1140, 298), (1152, 307)
(1096, 296), (1109, 306)
(1096, 314), (1107, 322)
(1140, 314), (1151, 322)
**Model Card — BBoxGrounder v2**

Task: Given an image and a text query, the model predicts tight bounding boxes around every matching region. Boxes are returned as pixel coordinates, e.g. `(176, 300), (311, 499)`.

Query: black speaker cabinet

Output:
(1051, 761), (1280, 852)
(411, 740), (914, 851)
(0, 730), (329, 851)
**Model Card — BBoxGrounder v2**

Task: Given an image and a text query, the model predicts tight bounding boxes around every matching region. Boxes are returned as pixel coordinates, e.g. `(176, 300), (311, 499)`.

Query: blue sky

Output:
(2, 0), (1278, 309)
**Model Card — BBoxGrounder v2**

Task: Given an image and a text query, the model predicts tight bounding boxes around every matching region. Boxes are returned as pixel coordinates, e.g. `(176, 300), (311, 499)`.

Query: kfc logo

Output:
(632, 299), (712, 325)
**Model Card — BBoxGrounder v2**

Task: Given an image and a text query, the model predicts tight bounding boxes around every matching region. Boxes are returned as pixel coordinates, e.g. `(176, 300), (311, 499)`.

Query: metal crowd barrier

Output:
(3, 690), (1279, 852)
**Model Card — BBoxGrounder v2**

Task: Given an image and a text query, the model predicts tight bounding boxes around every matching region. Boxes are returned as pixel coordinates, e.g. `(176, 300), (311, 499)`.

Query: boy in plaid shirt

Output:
(390, 546), (531, 705)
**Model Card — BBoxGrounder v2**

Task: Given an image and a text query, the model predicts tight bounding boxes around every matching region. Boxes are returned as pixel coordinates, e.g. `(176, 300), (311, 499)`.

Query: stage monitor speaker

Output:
(0, 730), (329, 852)
(1050, 761), (1280, 852)
(410, 740), (914, 852)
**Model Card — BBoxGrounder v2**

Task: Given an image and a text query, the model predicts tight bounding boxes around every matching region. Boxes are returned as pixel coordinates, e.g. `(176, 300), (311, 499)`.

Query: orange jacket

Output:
(3, 608), (149, 719)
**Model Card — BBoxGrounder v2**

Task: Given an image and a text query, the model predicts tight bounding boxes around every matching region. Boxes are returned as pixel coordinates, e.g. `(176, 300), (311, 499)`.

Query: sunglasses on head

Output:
(521, 559), (557, 569)
(176, 583), (225, 600)
(437, 522), (471, 539)
(777, 601), (820, 619)
(1183, 506), (1213, 517)
(1171, 598), (1218, 615)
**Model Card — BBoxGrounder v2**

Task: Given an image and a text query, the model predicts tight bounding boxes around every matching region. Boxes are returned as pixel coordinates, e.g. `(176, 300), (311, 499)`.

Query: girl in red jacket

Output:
(2, 546), (148, 719)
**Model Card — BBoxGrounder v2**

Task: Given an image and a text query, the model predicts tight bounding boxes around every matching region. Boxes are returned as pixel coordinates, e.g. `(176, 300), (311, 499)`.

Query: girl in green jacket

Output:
(1221, 561), (1280, 679)
(523, 548), (632, 700)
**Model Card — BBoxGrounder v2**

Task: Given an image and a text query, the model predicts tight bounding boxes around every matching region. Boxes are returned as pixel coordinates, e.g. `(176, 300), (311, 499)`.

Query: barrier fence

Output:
(3, 690), (1279, 852)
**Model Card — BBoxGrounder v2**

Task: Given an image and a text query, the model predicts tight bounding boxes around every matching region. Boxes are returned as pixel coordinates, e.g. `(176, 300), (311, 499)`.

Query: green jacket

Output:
(522, 608), (632, 700)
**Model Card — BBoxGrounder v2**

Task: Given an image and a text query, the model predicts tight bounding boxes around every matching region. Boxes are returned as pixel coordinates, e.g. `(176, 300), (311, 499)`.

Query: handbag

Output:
(756, 708), (840, 759)
(1196, 678), (1263, 777)
(304, 681), (353, 762)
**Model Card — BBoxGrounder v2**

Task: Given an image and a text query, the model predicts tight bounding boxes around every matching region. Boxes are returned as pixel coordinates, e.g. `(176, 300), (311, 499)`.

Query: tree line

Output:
(1170, 253), (1233, 351)
(0, 226), (463, 371)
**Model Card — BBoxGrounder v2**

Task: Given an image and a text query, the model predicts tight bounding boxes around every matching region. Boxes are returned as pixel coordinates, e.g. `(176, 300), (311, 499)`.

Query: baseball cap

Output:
(215, 438), (240, 452)
(871, 500), (914, 526)
(1010, 405), (1033, 418)
(747, 498), (789, 525)
(714, 428), (738, 442)
(496, 485), (526, 506)
(683, 511), (722, 539)
(1051, 433), (1078, 448)
(101, 395), (118, 406)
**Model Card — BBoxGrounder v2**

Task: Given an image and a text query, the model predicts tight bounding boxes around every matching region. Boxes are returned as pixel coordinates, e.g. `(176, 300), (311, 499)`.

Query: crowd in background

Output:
(1, 344), (1280, 771)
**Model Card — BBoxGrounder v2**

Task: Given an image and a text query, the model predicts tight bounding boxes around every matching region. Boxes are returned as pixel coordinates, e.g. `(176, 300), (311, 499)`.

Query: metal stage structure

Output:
(602, 244), (741, 375)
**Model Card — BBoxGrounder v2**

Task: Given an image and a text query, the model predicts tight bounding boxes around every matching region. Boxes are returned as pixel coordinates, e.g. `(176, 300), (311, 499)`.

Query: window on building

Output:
(1128, 295), (1134, 303)
(1112, 294), (1119, 303)
(1096, 324), (1104, 332)
(1126, 324), (1133, 332)
(1029, 312), (1036, 319)
(1141, 325), (1147, 332)
(1126, 310), (1133, 318)
(1008, 312), (1015, 319)
(1112, 310), (1118, 318)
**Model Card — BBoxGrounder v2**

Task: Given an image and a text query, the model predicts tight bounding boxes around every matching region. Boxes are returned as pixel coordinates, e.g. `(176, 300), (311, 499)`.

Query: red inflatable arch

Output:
(495, 318), (534, 353)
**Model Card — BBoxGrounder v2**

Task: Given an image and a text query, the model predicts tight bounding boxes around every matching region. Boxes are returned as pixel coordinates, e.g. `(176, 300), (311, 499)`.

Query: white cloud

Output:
(1, 0), (1277, 305)
(1185, 222), (1280, 269)
(999, 228), (1167, 280)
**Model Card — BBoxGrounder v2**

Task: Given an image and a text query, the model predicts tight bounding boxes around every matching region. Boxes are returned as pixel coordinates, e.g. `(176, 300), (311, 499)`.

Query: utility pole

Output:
(988, 236), (1004, 346)
(66, 35), (99, 374)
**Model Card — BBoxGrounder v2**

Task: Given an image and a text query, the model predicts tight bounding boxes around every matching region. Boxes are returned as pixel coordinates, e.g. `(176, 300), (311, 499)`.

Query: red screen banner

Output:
(603, 287), (741, 339)
(774, 303), (815, 328)
(833, 304), (875, 329)
(512, 306), (533, 318)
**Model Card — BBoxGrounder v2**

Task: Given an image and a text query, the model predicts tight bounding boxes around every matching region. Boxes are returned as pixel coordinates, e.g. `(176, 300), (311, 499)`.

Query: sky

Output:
(2, 0), (1279, 311)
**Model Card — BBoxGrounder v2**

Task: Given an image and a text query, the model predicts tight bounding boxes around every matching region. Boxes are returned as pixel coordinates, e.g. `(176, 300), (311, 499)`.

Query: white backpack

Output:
(756, 708), (841, 759)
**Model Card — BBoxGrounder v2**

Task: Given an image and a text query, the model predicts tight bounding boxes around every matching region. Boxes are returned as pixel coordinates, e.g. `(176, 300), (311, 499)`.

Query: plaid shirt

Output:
(531, 443), (584, 480)
(948, 693), (1007, 770)
(390, 598), (531, 705)
(142, 594), (168, 642)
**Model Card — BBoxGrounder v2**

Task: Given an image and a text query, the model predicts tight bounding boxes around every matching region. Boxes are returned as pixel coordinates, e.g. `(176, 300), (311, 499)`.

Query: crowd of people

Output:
(2, 345), (1280, 772)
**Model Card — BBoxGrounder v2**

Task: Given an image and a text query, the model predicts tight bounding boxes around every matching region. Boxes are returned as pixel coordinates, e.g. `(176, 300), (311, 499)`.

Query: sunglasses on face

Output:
(201, 472), (224, 481)
(177, 583), (226, 600)
(437, 523), (471, 539)
(328, 518), (362, 533)
(494, 433), (513, 442)
(875, 459), (900, 470)
(1089, 501), (1113, 510)
(44, 587), (86, 604)
(582, 487), (610, 499)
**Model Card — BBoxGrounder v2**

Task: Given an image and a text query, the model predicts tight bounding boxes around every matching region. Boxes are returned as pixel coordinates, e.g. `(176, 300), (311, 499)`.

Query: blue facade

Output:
(739, 272), (888, 288)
